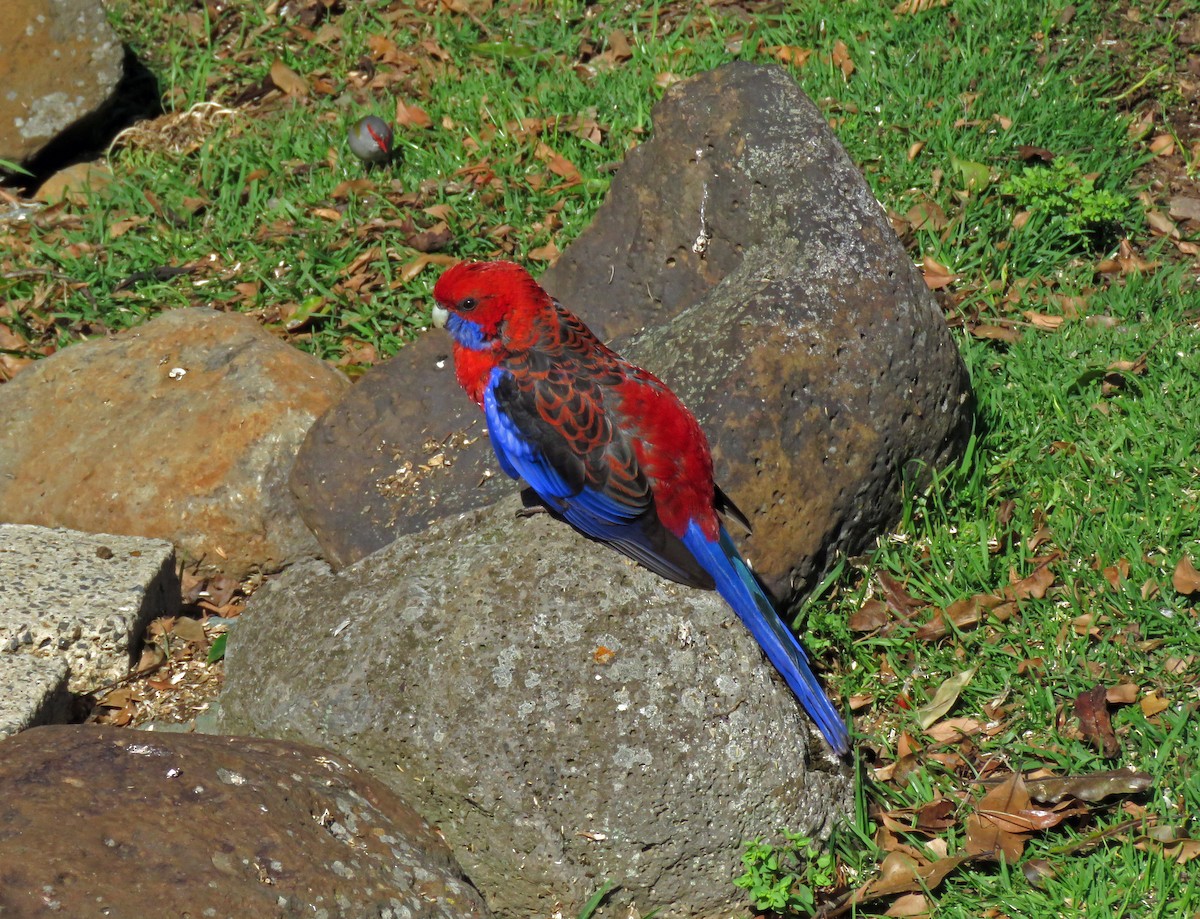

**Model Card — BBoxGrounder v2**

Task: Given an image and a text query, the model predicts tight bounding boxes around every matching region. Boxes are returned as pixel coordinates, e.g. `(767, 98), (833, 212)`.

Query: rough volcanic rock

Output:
(0, 0), (124, 164)
(289, 62), (972, 596)
(0, 307), (349, 578)
(219, 493), (852, 919)
(0, 725), (491, 919)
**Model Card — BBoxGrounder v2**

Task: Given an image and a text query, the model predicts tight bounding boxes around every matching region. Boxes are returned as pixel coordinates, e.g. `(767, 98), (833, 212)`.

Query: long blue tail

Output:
(682, 522), (850, 755)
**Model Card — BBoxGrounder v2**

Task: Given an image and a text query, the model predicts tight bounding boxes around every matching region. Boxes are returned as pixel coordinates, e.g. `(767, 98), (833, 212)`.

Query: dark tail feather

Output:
(684, 523), (850, 755)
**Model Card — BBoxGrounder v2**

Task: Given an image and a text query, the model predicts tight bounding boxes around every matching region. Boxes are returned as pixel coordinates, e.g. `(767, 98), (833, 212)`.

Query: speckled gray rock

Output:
(290, 62), (972, 598)
(0, 307), (350, 578)
(0, 0), (125, 163)
(0, 725), (492, 919)
(0, 524), (178, 693)
(0, 654), (69, 739)
(219, 493), (852, 919)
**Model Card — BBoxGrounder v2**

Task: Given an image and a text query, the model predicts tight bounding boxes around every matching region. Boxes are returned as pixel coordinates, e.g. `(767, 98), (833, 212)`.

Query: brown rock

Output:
(0, 725), (491, 919)
(290, 62), (972, 598)
(0, 308), (350, 578)
(0, 0), (125, 164)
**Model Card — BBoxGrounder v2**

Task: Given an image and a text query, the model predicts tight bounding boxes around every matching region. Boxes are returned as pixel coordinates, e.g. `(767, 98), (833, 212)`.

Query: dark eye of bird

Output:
(458, 297), (478, 312)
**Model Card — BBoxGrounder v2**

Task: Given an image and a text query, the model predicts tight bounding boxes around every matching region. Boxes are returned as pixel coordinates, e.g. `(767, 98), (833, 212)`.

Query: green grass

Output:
(4, 0), (1198, 914)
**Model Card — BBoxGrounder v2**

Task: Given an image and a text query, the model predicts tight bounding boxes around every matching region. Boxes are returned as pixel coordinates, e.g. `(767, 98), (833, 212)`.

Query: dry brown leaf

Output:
(534, 142), (582, 183)
(1102, 558), (1130, 591)
(925, 716), (984, 743)
(396, 99), (432, 128)
(269, 59), (309, 97)
(1167, 195), (1200, 222)
(1140, 692), (1169, 717)
(769, 45), (813, 67)
(394, 253), (457, 284)
(854, 852), (966, 902)
(850, 598), (890, 632)
(914, 594), (1009, 641)
(1007, 563), (1054, 600)
(921, 254), (957, 289)
(1148, 134), (1176, 156)
(965, 773), (1032, 861)
(906, 200), (948, 231)
(1075, 686), (1118, 757)
(1023, 311), (1065, 331)
(877, 571), (924, 619)
(1106, 683), (1138, 704)
(970, 323), (1022, 344)
(1172, 555), (1200, 595)
(886, 892), (930, 916)
(830, 39), (856, 79)
(1145, 209), (1179, 238)
(528, 241), (560, 262)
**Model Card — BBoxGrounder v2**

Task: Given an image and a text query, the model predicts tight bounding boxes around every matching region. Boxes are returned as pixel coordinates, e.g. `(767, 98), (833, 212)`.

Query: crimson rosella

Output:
(431, 260), (850, 755)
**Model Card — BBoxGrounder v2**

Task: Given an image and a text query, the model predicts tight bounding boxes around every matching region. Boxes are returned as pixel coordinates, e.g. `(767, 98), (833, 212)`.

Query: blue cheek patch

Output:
(448, 314), (488, 351)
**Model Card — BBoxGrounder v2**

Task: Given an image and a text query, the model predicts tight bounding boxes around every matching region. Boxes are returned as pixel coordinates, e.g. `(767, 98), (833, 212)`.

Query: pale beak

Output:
(431, 304), (449, 328)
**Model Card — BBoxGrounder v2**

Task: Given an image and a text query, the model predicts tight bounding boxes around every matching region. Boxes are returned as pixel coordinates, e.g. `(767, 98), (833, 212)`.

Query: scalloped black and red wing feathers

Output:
(432, 260), (849, 754)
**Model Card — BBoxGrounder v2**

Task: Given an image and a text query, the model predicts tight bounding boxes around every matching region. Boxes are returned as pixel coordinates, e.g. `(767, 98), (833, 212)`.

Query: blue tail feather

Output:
(682, 522), (850, 755)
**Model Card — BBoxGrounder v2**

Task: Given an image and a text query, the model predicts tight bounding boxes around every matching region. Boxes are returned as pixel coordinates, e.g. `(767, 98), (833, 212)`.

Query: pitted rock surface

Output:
(0, 725), (491, 919)
(0, 307), (350, 578)
(289, 62), (972, 596)
(0, 0), (125, 164)
(219, 492), (852, 919)
(0, 524), (178, 694)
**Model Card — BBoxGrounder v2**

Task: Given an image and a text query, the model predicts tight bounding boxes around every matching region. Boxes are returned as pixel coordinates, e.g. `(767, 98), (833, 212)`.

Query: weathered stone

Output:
(0, 0), (125, 164)
(0, 307), (350, 578)
(0, 523), (178, 693)
(0, 654), (69, 739)
(0, 725), (491, 919)
(290, 62), (972, 597)
(219, 493), (852, 919)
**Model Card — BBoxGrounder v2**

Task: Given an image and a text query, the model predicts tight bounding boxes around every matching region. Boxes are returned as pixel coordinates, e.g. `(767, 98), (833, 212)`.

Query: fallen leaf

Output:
(1148, 134), (1175, 156)
(1026, 768), (1152, 804)
(534, 142), (582, 183)
(269, 59), (309, 97)
(1172, 556), (1200, 595)
(396, 99), (433, 128)
(925, 716), (985, 743)
(850, 598), (890, 632)
(1167, 195), (1200, 222)
(886, 892), (929, 916)
(830, 39), (855, 79)
(769, 45), (813, 67)
(965, 773), (1033, 861)
(528, 241), (560, 262)
(916, 254), (955, 290)
(853, 852), (966, 902)
(1023, 311), (1065, 331)
(1140, 692), (1169, 717)
(1022, 858), (1057, 889)
(1075, 686), (1119, 757)
(1106, 683), (1138, 704)
(970, 323), (1022, 344)
(918, 667), (976, 729)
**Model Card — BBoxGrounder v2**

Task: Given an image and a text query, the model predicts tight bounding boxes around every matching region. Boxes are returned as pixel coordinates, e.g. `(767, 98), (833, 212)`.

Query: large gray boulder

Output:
(219, 494), (852, 919)
(290, 62), (972, 598)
